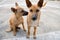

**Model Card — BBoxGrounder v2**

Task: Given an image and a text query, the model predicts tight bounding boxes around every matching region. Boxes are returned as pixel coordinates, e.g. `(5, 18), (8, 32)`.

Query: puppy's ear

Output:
(26, 0), (32, 8)
(15, 2), (19, 6)
(11, 7), (17, 13)
(37, 0), (44, 8)
(42, 2), (47, 7)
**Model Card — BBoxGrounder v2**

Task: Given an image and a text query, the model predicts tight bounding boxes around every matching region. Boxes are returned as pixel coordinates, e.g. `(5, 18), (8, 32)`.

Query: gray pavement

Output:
(0, 0), (60, 40)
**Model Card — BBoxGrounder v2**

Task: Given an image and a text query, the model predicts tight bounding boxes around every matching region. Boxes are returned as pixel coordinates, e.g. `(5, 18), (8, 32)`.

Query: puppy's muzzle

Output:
(32, 15), (37, 21)
(23, 11), (28, 16)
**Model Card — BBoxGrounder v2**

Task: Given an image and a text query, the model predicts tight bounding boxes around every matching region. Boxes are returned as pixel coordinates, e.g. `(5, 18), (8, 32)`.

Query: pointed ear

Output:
(11, 7), (17, 13)
(15, 2), (19, 7)
(37, 0), (44, 8)
(26, 0), (32, 8)
(42, 2), (47, 7)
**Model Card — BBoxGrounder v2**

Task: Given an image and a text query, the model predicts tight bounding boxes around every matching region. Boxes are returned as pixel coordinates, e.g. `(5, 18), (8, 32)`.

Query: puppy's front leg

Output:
(22, 22), (26, 32)
(27, 26), (30, 38)
(33, 26), (37, 39)
(13, 26), (16, 36)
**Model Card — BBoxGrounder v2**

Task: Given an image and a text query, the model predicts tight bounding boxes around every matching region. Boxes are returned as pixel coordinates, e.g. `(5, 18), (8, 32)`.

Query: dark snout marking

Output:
(32, 15), (37, 21)
(23, 11), (28, 16)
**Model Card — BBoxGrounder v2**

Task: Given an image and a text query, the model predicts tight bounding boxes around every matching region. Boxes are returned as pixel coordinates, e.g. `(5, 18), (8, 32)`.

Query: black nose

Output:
(32, 16), (37, 21)
(23, 11), (28, 16)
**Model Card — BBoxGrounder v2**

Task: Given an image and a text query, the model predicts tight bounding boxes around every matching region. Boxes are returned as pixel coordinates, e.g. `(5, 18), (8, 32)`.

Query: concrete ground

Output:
(0, 0), (60, 40)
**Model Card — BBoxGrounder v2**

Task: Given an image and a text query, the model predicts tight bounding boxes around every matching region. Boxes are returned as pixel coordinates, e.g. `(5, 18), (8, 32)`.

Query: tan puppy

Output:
(25, 0), (44, 39)
(6, 3), (28, 36)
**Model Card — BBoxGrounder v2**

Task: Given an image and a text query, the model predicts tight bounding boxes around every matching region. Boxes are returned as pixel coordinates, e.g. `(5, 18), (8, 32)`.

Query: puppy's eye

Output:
(36, 9), (39, 12)
(30, 9), (33, 12)
(21, 10), (24, 12)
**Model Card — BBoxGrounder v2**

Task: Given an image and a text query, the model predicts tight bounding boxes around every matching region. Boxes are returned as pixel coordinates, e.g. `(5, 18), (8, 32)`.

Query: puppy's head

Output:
(11, 3), (28, 16)
(26, 0), (44, 21)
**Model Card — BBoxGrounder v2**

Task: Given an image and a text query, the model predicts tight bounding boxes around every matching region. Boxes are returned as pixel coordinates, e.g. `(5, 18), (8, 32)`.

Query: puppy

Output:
(6, 3), (28, 36)
(25, 0), (44, 39)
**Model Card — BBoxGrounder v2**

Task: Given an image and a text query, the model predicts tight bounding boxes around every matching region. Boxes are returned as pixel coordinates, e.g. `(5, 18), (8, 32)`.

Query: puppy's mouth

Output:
(23, 11), (28, 16)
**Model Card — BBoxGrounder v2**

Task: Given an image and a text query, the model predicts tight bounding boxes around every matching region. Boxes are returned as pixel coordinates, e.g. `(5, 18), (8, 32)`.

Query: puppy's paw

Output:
(13, 34), (16, 36)
(5, 29), (12, 32)
(33, 37), (36, 39)
(26, 36), (30, 39)
(24, 29), (26, 32)
(13, 32), (16, 36)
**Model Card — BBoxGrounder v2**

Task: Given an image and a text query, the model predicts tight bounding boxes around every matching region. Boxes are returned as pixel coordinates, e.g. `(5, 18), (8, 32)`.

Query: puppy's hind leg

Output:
(6, 25), (13, 32)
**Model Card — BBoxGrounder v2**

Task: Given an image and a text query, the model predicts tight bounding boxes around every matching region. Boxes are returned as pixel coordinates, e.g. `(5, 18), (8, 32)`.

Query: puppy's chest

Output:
(31, 20), (38, 27)
(15, 18), (23, 24)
